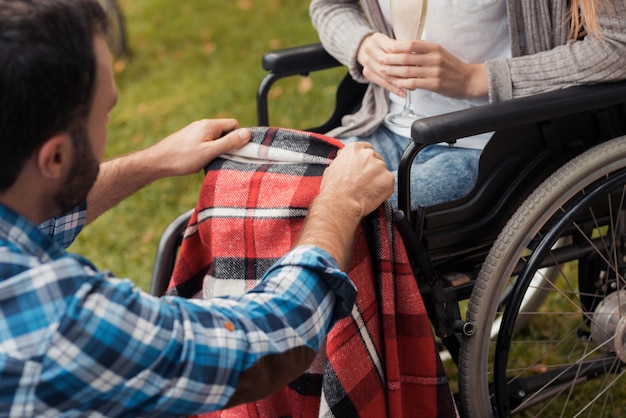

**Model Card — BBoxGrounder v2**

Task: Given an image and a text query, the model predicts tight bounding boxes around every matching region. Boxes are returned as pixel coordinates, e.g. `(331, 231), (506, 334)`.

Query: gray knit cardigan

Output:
(310, 0), (626, 138)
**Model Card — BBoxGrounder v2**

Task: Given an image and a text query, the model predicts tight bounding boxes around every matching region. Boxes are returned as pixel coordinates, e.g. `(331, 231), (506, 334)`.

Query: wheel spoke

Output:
(460, 139), (626, 416)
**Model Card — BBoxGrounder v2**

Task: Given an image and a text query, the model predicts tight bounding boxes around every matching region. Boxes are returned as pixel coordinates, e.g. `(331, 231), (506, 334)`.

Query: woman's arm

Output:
(309, 0), (382, 83)
(487, 0), (626, 102)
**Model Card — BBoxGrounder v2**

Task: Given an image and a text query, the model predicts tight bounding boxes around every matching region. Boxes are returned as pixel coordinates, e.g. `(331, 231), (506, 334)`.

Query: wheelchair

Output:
(152, 43), (626, 417)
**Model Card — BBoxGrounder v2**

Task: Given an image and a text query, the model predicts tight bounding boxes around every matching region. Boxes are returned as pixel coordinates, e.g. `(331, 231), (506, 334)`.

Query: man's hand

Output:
(296, 142), (394, 270)
(320, 142), (394, 218)
(357, 33), (488, 99)
(148, 119), (251, 177)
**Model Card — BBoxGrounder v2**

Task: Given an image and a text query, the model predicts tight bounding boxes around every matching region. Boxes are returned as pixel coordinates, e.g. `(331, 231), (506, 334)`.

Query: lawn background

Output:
(70, 0), (346, 291)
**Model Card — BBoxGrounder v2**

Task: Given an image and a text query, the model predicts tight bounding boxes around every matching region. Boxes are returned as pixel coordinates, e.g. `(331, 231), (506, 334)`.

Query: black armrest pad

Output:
(261, 43), (341, 75)
(411, 81), (626, 145)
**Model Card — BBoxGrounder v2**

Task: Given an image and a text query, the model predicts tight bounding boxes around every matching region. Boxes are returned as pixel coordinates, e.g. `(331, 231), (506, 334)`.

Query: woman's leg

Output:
(340, 126), (482, 210)
(396, 145), (482, 209)
(340, 126), (408, 172)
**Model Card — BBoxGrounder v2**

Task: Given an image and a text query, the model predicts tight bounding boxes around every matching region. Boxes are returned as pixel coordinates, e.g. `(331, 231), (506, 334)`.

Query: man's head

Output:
(0, 0), (116, 218)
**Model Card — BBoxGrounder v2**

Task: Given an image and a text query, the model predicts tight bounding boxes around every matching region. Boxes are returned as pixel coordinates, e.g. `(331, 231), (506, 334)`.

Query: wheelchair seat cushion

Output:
(168, 127), (456, 417)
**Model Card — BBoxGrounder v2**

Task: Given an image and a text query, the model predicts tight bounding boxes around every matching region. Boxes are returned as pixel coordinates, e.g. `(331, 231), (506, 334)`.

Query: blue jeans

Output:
(343, 126), (482, 210)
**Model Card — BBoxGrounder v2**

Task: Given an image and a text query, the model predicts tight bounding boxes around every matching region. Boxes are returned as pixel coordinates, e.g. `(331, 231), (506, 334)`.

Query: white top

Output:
(380, 0), (511, 148)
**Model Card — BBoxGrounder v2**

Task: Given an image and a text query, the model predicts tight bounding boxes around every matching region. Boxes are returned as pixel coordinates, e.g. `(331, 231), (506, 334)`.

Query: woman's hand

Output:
(357, 33), (488, 99)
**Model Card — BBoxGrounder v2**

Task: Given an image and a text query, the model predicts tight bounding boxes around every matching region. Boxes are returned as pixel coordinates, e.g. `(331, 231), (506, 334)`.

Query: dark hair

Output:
(0, 0), (108, 192)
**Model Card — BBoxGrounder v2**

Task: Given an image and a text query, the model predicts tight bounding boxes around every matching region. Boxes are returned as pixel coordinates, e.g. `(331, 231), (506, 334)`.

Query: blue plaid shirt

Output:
(0, 204), (356, 416)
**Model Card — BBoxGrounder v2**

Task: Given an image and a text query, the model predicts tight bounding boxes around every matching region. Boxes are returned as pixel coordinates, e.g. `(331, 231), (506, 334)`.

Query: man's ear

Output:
(37, 134), (72, 180)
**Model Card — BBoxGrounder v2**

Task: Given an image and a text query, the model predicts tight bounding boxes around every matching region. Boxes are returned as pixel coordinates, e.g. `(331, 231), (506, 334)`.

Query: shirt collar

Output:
(0, 204), (66, 262)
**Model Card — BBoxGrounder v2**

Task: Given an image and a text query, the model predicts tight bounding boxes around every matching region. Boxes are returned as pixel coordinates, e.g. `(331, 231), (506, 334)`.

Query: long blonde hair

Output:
(570, 0), (600, 39)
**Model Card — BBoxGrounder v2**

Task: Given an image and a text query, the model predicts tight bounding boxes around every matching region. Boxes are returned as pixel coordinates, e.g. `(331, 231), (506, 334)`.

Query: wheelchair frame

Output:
(152, 43), (626, 416)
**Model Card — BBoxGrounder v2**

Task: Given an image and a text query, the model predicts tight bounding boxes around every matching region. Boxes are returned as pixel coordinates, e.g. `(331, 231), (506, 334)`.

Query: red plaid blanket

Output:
(167, 127), (457, 417)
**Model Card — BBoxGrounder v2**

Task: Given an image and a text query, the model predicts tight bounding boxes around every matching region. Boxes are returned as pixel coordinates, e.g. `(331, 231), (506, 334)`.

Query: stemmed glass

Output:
(384, 0), (428, 128)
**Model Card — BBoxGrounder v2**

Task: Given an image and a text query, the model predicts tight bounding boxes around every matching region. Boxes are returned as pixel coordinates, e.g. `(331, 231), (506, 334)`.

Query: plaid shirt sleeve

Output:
(37, 201), (87, 248)
(1, 244), (356, 417)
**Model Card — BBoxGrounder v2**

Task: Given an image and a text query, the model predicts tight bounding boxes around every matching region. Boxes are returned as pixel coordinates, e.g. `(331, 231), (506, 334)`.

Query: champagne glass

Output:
(384, 0), (428, 128)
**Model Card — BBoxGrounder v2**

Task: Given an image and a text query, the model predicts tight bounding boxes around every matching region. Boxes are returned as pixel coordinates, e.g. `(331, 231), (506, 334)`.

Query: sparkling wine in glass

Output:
(384, 0), (428, 128)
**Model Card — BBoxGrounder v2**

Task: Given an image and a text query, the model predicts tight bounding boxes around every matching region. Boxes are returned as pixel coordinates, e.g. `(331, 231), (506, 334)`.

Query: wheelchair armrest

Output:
(410, 80), (626, 145)
(257, 43), (361, 130)
(261, 43), (341, 76)
(398, 80), (626, 220)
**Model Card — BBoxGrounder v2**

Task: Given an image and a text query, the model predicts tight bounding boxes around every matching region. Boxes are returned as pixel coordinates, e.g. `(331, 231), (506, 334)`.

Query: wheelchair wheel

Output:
(459, 136), (626, 417)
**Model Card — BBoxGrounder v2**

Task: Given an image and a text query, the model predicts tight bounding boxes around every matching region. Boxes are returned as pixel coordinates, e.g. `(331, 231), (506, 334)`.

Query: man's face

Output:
(53, 126), (99, 213)
(53, 35), (117, 213)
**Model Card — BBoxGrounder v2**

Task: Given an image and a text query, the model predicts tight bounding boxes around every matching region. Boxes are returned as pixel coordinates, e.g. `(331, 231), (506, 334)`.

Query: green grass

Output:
(69, 0), (345, 290)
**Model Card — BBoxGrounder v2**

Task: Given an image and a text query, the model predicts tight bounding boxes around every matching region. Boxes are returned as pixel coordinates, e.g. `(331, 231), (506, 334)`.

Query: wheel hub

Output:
(590, 290), (626, 362)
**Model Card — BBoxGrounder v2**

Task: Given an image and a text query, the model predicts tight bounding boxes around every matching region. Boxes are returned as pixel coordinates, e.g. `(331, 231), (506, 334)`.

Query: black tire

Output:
(99, 0), (128, 58)
(459, 136), (626, 417)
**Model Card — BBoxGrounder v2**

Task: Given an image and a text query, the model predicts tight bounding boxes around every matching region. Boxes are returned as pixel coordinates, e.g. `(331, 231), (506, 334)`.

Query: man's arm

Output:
(38, 143), (392, 415)
(86, 119), (251, 224)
